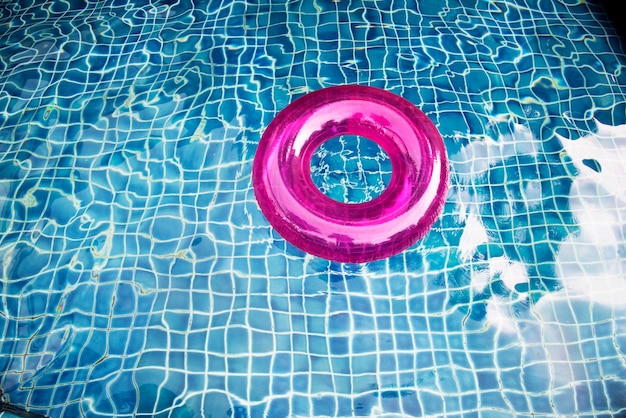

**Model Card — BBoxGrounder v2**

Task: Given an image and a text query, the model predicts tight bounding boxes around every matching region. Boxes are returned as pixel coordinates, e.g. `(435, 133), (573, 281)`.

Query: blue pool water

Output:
(1, 0), (626, 416)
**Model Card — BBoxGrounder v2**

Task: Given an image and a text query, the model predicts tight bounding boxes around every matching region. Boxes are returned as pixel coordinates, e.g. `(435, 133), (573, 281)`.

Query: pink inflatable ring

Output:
(252, 85), (448, 263)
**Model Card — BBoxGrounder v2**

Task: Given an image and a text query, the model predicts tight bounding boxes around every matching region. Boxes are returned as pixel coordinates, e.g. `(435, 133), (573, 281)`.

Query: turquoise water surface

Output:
(1, 0), (626, 417)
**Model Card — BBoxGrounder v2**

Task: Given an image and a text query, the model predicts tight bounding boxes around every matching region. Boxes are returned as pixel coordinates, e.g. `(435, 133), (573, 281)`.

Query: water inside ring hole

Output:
(309, 135), (392, 204)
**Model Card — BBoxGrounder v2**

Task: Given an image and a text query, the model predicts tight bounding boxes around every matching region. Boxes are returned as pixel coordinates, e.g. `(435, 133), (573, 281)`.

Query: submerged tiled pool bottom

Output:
(1, 0), (626, 417)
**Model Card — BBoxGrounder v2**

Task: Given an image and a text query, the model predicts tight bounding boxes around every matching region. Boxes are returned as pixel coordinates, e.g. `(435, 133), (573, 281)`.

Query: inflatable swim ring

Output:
(252, 85), (448, 263)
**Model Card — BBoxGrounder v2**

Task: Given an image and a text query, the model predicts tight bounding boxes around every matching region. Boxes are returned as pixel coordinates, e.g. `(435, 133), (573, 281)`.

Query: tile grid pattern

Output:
(0, 0), (625, 417)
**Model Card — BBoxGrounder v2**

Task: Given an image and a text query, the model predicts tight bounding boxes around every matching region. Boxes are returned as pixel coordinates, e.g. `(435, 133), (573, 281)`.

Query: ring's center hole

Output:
(310, 135), (392, 204)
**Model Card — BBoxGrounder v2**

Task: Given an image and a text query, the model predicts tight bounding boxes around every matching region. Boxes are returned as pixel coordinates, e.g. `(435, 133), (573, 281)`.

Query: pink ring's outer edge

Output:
(252, 85), (449, 263)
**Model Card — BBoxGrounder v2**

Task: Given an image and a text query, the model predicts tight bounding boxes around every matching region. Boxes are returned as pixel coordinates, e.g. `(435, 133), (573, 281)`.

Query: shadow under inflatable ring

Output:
(252, 85), (449, 263)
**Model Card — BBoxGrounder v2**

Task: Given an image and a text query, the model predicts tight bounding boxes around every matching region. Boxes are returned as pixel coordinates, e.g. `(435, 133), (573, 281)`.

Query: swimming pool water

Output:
(1, 0), (626, 416)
